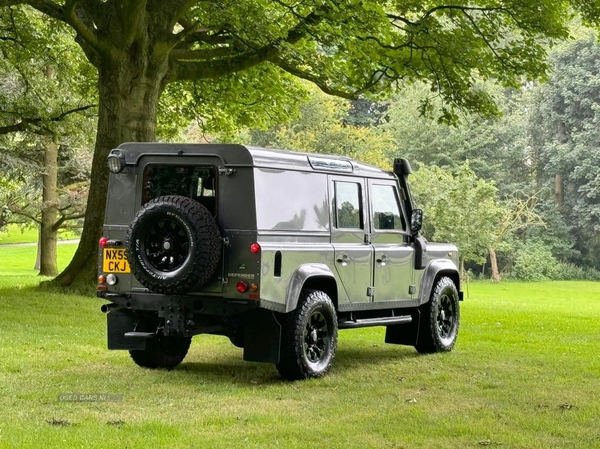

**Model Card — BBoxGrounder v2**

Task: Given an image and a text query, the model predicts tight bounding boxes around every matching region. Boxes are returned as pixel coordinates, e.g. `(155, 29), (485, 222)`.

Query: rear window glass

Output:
(142, 165), (217, 215)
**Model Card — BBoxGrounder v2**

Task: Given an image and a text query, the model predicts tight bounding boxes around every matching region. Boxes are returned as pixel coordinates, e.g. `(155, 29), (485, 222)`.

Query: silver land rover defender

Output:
(97, 143), (463, 380)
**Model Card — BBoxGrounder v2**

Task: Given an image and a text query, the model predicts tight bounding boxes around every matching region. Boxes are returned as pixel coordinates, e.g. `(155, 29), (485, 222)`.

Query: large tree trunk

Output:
(39, 140), (59, 276)
(489, 246), (500, 282)
(50, 54), (167, 291)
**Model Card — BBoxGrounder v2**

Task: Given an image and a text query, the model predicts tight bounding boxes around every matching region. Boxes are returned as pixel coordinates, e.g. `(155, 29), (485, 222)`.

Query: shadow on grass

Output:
(171, 344), (420, 386)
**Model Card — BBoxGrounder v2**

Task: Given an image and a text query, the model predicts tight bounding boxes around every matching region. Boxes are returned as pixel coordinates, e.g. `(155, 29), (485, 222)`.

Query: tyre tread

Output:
(126, 195), (221, 294)
(415, 276), (460, 354)
(276, 290), (338, 380)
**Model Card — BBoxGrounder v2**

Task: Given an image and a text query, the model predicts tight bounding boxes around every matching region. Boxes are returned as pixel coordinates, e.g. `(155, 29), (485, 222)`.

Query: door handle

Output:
(376, 255), (388, 267)
(336, 255), (349, 267)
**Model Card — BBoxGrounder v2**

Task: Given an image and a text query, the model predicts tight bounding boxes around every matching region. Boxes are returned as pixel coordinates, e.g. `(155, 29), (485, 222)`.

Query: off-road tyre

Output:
(128, 317), (191, 370)
(415, 276), (460, 354)
(126, 195), (221, 295)
(129, 335), (191, 370)
(276, 290), (338, 381)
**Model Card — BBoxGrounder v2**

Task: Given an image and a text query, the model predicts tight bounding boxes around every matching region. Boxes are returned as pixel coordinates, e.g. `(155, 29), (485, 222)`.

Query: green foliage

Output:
(553, 262), (600, 281)
(242, 84), (394, 168)
(411, 163), (503, 265)
(510, 241), (559, 281)
(0, 7), (95, 228)
(528, 32), (600, 268)
(158, 66), (308, 140)
(381, 82), (533, 197)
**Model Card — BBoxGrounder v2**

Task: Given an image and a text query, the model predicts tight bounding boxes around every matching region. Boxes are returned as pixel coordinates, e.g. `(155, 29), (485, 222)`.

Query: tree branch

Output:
(170, 46), (236, 61)
(52, 212), (85, 232)
(172, 10), (322, 80)
(7, 206), (41, 224)
(64, 0), (108, 56)
(0, 105), (95, 136)
(272, 58), (359, 100)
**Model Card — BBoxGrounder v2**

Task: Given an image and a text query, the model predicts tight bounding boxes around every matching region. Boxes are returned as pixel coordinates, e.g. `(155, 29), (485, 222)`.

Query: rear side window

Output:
(335, 181), (363, 229)
(142, 165), (217, 215)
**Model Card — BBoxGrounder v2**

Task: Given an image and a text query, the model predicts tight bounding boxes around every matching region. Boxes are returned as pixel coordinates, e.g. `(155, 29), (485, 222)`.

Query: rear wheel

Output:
(276, 290), (338, 380)
(128, 318), (191, 370)
(415, 276), (460, 354)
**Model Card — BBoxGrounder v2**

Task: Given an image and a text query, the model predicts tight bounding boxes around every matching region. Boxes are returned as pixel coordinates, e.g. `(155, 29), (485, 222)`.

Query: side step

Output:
(338, 315), (412, 329)
(123, 332), (155, 339)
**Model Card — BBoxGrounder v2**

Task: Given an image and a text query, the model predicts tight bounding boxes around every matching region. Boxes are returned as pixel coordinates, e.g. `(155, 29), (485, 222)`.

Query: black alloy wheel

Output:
(126, 195), (221, 295)
(415, 276), (460, 354)
(277, 290), (338, 380)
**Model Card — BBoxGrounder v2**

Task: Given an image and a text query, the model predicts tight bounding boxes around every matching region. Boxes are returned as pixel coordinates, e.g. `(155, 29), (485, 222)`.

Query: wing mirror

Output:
(410, 209), (423, 234)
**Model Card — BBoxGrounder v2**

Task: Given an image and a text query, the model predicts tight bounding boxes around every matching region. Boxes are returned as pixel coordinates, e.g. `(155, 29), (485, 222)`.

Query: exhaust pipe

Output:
(101, 303), (123, 314)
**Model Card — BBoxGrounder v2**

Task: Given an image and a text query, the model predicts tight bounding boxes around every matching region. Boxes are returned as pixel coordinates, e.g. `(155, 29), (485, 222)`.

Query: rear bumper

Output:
(97, 290), (261, 316)
(101, 292), (281, 364)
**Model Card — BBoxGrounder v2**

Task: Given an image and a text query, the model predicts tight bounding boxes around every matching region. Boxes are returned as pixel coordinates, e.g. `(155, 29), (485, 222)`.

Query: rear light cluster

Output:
(98, 236), (122, 289)
(235, 243), (261, 298)
(236, 281), (259, 293)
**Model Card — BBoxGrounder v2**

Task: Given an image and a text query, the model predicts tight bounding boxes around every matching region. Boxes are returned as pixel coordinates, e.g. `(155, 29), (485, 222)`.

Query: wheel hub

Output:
(303, 311), (329, 364)
(437, 294), (455, 340)
(141, 217), (190, 272)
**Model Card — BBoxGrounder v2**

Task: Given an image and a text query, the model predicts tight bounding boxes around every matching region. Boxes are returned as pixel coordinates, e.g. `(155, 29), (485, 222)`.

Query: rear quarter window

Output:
(254, 169), (329, 231)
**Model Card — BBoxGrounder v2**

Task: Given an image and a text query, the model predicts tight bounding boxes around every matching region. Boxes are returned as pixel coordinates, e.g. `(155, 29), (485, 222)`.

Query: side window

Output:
(334, 181), (362, 229)
(372, 184), (405, 231)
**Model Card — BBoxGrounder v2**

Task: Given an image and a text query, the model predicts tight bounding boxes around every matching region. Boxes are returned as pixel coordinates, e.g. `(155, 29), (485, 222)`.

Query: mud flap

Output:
(107, 309), (146, 350)
(243, 309), (281, 364)
(385, 309), (421, 346)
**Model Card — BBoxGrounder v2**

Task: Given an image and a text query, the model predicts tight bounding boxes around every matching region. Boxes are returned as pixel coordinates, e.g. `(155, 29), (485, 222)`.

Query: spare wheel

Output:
(126, 195), (221, 294)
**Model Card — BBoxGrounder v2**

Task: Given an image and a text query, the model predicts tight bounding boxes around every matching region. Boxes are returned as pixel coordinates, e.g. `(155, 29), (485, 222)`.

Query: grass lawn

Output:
(0, 245), (599, 447)
(0, 224), (79, 245)
(0, 244), (77, 277)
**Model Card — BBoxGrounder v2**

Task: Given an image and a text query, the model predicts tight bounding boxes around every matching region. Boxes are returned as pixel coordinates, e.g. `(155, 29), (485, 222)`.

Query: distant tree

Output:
(248, 85), (394, 168)
(381, 82), (534, 198)
(0, 7), (94, 275)
(528, 33), (600, 269)
(410, 163), (504, 276)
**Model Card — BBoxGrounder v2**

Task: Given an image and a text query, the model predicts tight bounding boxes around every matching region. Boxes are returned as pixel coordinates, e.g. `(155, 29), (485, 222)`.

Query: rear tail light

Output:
(250, 243), (261, 253)
(236, 281), (248, 293)
(99, 237), (108, 247)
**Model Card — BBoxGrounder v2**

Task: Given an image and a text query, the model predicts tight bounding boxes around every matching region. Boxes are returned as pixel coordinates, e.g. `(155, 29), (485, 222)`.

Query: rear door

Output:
(368, 180), (414, 302)
(329, 176), (373, 304)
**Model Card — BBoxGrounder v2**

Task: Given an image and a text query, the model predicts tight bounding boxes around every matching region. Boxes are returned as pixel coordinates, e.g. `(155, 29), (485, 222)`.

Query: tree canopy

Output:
(2, 0), (600, 288)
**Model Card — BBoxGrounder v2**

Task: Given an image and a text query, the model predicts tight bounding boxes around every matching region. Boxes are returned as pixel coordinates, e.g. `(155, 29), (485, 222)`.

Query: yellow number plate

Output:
(102, 248), (131, 273)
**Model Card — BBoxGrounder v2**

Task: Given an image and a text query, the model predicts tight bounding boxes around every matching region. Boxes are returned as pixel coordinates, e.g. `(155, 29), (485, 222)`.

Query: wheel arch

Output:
(284, 264), (338, 313)
(418, 259), (461, 305)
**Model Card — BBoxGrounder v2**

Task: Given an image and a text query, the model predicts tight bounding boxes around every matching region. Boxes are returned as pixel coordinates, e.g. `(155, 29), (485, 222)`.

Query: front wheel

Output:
(415, 276), (460, 354)
(276, 290), (338, 380)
